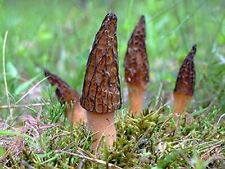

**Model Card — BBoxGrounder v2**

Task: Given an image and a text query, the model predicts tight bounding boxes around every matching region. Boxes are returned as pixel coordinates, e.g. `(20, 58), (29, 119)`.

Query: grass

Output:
(0, 107), (224, 168)
(0, 0), (225, 168)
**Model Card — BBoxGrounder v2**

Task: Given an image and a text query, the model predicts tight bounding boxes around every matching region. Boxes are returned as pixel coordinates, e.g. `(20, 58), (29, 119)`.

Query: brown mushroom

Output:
(124, 15), (150, 115)
(173, 44), (197, 117)
(44, 69), (86, 124)
(80, 13), (121, 150)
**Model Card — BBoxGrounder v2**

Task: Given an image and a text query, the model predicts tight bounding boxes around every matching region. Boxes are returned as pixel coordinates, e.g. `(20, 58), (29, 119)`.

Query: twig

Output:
(55, 150), (122, 169)
(2, 31), (13, 119)
(15, 77), (48, 104)
(0, 103), (50, 109)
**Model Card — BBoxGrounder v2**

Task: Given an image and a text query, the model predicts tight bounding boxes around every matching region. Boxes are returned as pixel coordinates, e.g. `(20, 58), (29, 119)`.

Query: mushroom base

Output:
(66, 103), (87, 124)
(173, 92), (192, 117)
(128, 84), (147, 115)
(86, 111), (116, 151)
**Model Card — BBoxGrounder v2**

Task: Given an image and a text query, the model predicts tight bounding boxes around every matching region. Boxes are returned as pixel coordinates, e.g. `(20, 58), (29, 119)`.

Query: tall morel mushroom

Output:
(124, 15), (150, 115)
(173, 45), (197, 117)
(44, 69), (86, 124)
(80, 13), (121, 150)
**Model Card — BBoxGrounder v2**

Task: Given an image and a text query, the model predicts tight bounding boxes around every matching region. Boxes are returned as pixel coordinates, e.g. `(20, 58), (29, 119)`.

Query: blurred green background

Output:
(0, 0), (224, 114)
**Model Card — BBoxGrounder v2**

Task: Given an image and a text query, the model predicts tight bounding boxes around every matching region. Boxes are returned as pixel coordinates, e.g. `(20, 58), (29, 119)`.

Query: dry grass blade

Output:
(0, 102), (50, 109)
(2, 31), (13, 120)
(15, 77), (48, 104)
(55, 150), (122, 169)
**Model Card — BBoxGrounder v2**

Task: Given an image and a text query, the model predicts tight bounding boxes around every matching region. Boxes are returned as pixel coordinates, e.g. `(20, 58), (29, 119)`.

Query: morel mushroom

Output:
(44, 69), (86, 124)
(124, 15), (150, 115)
(80, 13), (121, 150)
(173, 45), (197, 117)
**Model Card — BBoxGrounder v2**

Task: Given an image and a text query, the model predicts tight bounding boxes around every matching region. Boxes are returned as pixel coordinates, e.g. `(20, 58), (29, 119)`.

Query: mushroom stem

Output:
(66, 103), (87, 124)
(128, 84), (146, 114)
(173, 93), (192, 117)
(86, 111), (116, 150)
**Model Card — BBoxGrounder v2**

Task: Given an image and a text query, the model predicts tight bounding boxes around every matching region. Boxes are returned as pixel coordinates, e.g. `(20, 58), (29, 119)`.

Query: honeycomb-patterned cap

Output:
(80, 13), (121, 113)
(44, 69), (80, 104)
(174, 44), (197, 95)
(124, 15), (149, 87)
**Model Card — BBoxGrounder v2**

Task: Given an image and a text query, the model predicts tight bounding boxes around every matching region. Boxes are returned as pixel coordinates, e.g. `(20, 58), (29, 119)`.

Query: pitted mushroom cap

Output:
(124, 15), (149, 87)
(80, 13), (121, 113)
(44, 69), (80, 104)
(174, 44), (197, 95)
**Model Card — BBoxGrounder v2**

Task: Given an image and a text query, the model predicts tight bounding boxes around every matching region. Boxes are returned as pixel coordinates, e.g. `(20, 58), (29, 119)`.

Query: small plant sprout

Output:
(124, 15), (150, 115)
(80, 13), (121, 150)
(44, 69), (86, 124)
(173, 44), (197, 118)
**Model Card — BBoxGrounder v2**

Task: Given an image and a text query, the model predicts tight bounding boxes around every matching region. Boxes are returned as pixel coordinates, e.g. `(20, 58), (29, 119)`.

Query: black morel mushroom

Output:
(173, 44), (197, 117)
(80, 13), (121, 150)
(124, 15), (150, 115)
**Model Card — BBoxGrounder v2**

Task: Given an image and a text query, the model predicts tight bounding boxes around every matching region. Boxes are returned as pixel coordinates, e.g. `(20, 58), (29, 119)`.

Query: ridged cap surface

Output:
(80, 13), (121, 113)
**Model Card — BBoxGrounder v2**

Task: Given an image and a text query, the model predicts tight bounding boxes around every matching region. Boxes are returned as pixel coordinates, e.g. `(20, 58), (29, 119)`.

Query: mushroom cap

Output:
(124, 15), (149, 87)
(174, 44), (197, 95)
(80, 13), (121, 114)
(44, 69), (80, 104)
